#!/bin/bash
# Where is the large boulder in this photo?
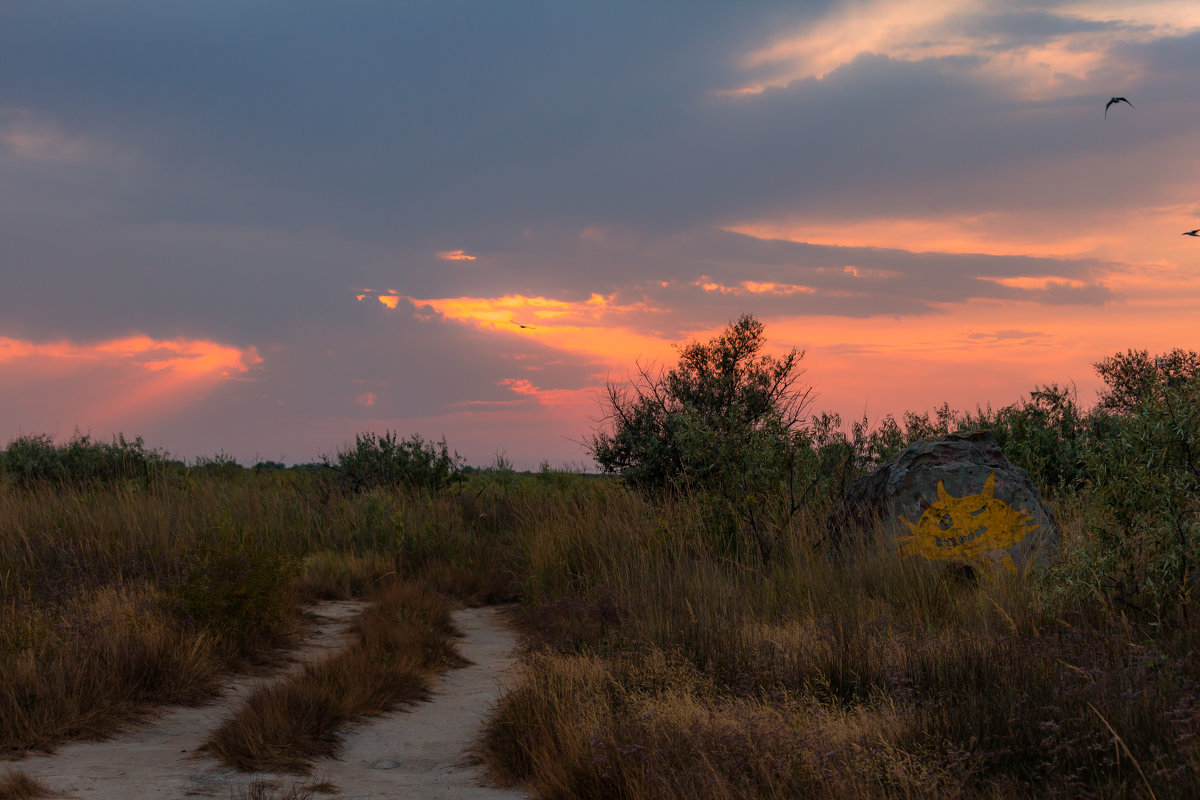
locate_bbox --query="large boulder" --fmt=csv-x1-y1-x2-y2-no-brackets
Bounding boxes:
839,430,1059,571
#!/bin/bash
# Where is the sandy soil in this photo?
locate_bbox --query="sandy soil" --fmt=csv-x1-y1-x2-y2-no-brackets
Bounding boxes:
7,602,528,800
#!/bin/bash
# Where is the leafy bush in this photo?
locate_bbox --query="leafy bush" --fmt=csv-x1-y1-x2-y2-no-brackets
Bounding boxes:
0,432,165,486
590,315,812,488
825,387,1095,499
191,452,244,480
329,431,463,492
1079,350,1200,612
590,315,815,556
1093,347,1200,414
961,384,1096,497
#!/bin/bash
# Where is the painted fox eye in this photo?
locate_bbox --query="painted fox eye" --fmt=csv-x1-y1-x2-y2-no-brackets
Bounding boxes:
938,513,954,530
970,503,989,516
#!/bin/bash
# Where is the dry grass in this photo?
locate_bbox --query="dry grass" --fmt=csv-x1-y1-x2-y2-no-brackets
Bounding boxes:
0,471,519,756
229,778,339,799
0,581,224,752
204,580,466,773
479,490,1200,799
0,477,312,754
0,770,54,800
5,462,1200,797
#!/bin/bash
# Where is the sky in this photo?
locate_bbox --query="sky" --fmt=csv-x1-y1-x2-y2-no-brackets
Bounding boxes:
2,1,1199,468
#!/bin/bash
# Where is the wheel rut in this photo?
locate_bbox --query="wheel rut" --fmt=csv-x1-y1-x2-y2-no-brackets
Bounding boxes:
7,603,527,800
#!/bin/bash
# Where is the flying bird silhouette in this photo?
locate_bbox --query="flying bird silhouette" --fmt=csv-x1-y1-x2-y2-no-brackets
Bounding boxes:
1183,229,1200,237
1104,96,1133,118
511,321,537,330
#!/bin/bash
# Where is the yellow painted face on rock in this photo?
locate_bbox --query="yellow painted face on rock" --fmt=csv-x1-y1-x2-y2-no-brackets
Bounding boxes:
896,473,1036,571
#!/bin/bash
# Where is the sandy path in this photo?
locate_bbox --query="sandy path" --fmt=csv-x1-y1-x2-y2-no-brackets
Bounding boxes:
8,603,528,800
303,606,527,800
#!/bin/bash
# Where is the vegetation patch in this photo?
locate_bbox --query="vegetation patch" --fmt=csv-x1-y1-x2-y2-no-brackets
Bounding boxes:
4,318,1200,797
204,581,465,773
0,770,54,800
230,779,339,799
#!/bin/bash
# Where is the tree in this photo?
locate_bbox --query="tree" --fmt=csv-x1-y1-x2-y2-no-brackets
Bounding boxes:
1094,348,1200,414
1084,349,1200,613
589,314,814,555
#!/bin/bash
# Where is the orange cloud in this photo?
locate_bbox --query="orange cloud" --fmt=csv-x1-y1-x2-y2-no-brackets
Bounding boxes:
980,276,1090,291
354,290,402,309
695,277,816,296
436,249,477,261
496,377,595,408
0,335,261,428
0,107,113,164
724,215,1110,258
725,204,1200,302
762,294,1200,424
0,335,260,376
720,0,1200,99
398,292,674,363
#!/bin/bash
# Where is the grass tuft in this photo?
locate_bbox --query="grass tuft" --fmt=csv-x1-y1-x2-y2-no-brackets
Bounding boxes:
229,779,339,799
0,770,54,800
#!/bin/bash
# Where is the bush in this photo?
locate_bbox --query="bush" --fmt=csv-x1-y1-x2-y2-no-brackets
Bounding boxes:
0,432,165,487
590,315,814,556
191,452,244,480
1080,350,1200,612
962,384,1096,497
329,431,463,492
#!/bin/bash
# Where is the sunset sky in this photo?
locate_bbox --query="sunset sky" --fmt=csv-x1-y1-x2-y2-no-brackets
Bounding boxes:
2,1,1199,467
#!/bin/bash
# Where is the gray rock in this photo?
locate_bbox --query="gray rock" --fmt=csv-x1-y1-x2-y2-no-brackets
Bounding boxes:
839,430,1059,571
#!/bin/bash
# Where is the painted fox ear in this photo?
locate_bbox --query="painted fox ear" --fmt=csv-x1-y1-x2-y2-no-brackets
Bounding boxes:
936,481,950,501
983,472,995,498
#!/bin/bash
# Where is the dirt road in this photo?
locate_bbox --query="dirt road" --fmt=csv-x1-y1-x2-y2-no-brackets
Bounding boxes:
8,603,527,800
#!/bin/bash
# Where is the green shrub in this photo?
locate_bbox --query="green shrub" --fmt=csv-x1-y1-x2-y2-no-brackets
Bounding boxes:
329,431,463,492
961,384,1096,497
0,432,165,487
589,314,816,556
1078,350,1200,612
191,452,244,480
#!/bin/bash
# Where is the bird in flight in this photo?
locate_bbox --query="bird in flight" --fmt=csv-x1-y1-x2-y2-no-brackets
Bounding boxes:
1183,229,1200,237
1105,97,1133,118
511,320,537,330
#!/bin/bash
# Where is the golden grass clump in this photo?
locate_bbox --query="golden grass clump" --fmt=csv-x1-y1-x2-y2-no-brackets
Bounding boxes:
0,770,54,800
0,582,221,752
230,779,339,800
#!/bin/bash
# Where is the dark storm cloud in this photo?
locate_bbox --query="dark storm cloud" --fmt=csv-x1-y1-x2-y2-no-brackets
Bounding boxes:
960,11,1109,40
0,2,813,235
8,0,1190,266
0,0,1189,425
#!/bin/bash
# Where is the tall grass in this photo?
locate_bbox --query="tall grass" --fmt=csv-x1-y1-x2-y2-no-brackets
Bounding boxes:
0,467,517,754
3,444,1198,797
479,488,1200,799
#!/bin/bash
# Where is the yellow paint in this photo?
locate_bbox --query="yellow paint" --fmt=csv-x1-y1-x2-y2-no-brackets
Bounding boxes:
896,473,1036,572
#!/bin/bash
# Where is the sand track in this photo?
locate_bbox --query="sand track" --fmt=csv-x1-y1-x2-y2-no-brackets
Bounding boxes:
6,602,526,800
